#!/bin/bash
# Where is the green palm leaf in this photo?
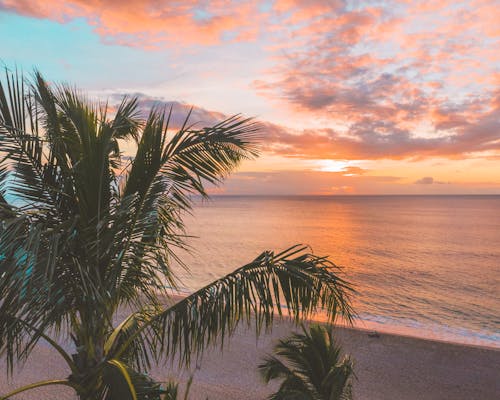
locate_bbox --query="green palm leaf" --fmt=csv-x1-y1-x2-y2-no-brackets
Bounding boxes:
259,324,355,400
105,359,138,400
113,245,353,367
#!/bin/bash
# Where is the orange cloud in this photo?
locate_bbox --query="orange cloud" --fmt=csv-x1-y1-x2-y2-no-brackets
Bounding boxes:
0,0,261,47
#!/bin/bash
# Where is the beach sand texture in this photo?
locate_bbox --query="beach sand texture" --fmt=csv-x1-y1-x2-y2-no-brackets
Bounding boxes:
1,320,499,400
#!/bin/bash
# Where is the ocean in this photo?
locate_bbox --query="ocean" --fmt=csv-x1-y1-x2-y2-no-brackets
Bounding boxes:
174,195,500,348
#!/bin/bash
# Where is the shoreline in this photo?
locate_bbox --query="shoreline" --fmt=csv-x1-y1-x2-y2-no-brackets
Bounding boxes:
166,291,500,351
347,321,500,352
2,313,499,400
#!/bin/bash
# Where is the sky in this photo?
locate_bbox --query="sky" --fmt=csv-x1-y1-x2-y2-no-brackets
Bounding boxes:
1,0,499,195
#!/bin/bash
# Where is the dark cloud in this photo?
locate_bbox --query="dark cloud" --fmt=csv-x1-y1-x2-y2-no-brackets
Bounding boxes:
109,92,226,129
414,177,448,185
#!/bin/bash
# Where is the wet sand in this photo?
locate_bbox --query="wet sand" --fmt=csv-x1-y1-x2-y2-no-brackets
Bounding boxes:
1,318,499,399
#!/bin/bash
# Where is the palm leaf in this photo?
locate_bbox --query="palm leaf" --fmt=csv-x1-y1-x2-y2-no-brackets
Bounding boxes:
0,379,79,400
259,324,354,400
104,359,138,400
0,69,54,209
114,246,354,367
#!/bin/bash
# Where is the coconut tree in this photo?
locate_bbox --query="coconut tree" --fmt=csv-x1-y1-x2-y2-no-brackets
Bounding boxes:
0,69,354,399
259,324,355,400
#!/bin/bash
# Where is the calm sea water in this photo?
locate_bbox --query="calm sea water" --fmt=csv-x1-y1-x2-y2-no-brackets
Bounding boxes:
174,195,500,348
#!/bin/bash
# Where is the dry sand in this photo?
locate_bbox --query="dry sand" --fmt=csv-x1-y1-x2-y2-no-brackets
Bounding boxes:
1,318,499,400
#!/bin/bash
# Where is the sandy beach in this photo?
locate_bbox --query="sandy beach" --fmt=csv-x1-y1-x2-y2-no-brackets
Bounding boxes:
1,318,499,400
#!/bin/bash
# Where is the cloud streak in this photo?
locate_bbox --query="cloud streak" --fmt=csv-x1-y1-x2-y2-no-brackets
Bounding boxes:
110,91,500,162
207,170,404,196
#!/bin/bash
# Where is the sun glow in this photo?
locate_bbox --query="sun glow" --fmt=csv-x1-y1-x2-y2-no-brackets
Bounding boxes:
313,160,359,173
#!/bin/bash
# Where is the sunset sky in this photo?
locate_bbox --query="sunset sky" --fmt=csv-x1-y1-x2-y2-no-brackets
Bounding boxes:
1,0,499,195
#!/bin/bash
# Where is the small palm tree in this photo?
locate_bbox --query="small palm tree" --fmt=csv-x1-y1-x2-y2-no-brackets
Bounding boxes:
259,324,355,400
0,69,353,399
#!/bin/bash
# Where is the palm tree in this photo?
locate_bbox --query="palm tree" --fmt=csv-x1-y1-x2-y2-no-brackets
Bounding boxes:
259,324,355,400
0,68,354,399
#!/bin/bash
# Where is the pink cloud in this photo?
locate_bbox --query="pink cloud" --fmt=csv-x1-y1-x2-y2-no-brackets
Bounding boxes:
253,0,499,161
257,90,500,161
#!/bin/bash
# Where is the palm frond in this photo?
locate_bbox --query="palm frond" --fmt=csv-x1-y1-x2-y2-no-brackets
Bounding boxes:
104,308,161,372
104,359,138,400
125,110,259,208
259,324,354,400
0,379,79,400
114,246,354,367
109,96,142,141
0,69,55,209
111,110,260,307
